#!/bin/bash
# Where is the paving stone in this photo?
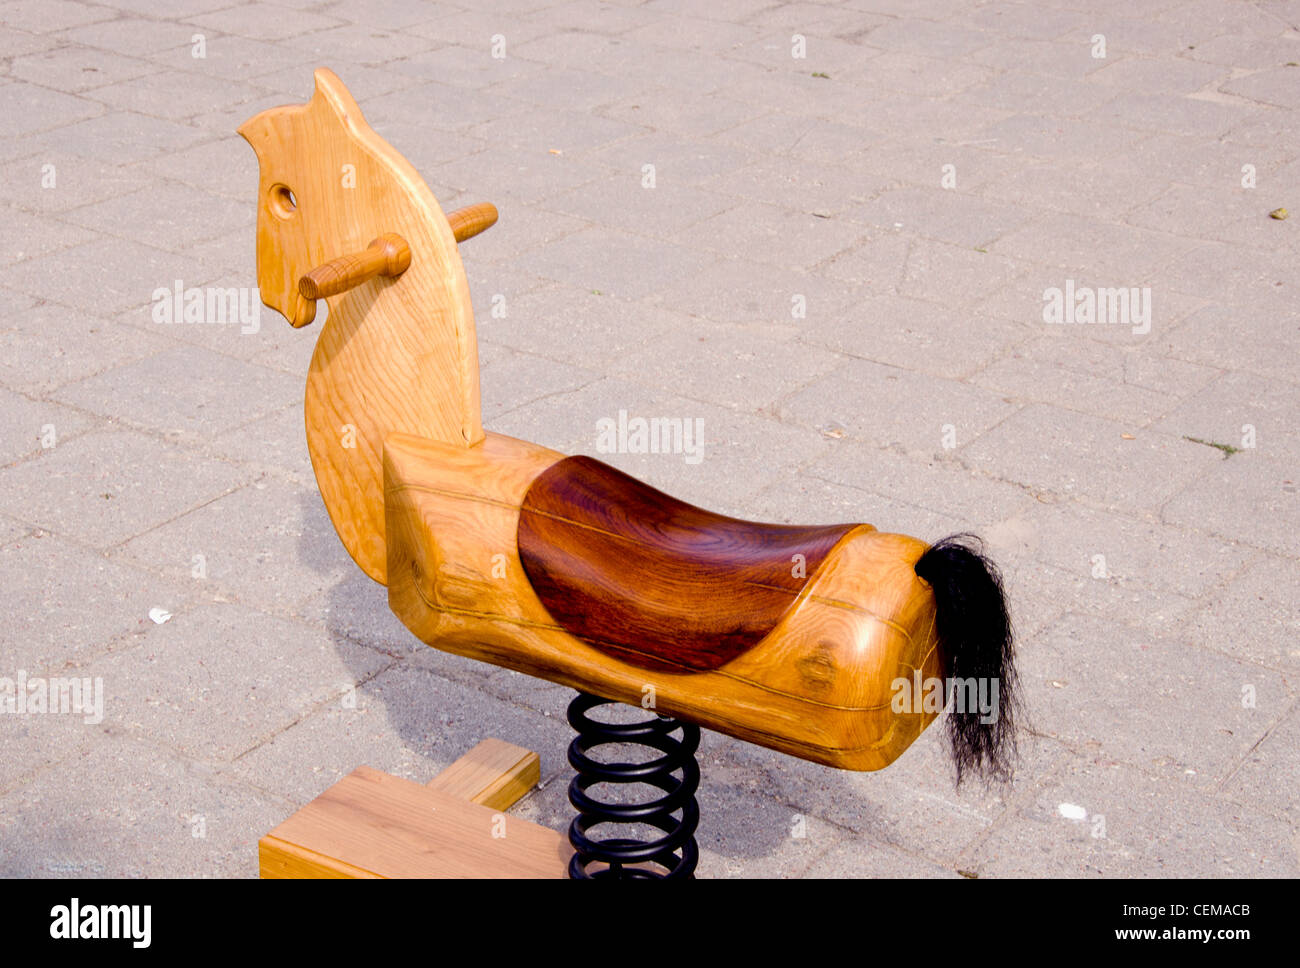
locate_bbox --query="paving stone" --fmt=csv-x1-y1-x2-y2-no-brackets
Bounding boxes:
719,717,1067,868
1185,31,1300,69
782,359,1020,456
0,204,98,266
1004,558,1202,642
135,136,256,201
1001,501,1251,598
411,10,559,51
850,186,1033,248
0,530,195,674
9,45,160,93
977,157,1170,220
88,69,265,122
230,663,572,807
52,344,301,446
972,261,1208,341
971,345,1188,425
968,755,1299,876
861,17,993,57
713,111,884,163
313,0,460,30
1163,453,1300,557
622,15,759,53
144,33,319,81
0,735,292,877
1219,702,1300,823
0,0,114,33
0,386,96,464
480,346,598,422
603,89,770,141
0,428,249,549
476,284,687,368
514,226,720,300
958,2,1089,39
57,16,201,57
115,477,356,616
23,111,210,164
0,25,58,60
991,212,1195,278
1018,612,1290,790
279,22,441,65
799,290,1027,380
960,403,1221,511
969,37,1110,78
1183,552,1300,674
544,171,738,238
898,236,1029,303
204,399,312,485
745,474,964,538
1154,370,1300,466
678,200,864,270
835,48,993,96
59,179,249,249
79,602,392,762
960,70,1120,116
256,60,421,103
1088,90,1264,138
803,437,1039,526
607,320,844,412
969,112,1147,159
0,150,152,214
185,2,346,42
1085,55,1230,94
0,80,102,137
0,701,96,795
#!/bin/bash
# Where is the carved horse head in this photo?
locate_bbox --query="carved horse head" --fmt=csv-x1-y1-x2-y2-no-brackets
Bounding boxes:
239,68,485,583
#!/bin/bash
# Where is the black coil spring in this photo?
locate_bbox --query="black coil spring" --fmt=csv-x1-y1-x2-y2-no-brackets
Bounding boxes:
566,692,700,879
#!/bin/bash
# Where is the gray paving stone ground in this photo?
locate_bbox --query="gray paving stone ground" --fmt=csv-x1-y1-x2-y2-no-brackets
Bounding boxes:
1,0,1297,879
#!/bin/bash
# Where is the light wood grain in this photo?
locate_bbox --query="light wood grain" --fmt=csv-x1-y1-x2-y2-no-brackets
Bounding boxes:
384,431,944,771
239,68,483,584
447,202,498,243
426,738,540,811
260,766,569,879
299,233,411,303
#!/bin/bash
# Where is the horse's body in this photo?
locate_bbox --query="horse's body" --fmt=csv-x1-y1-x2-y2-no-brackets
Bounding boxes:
240,69,1018,781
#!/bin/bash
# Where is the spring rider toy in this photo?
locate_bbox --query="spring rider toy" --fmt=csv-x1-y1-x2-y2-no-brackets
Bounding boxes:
240,69,1018,878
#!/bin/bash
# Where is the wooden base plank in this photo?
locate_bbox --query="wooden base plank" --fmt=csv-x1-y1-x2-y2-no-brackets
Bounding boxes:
259,764,570,878
425,738,541,810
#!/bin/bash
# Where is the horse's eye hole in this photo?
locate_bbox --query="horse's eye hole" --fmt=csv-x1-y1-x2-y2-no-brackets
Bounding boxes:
270,183,297,218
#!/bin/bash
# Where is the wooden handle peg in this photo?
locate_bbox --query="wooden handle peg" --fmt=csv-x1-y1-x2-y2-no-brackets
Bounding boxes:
447,203,498,243
299,233,411,302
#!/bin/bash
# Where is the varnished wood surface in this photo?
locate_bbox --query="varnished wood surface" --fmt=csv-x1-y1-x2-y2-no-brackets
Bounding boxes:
517,456,855,672
385,431,944,771
239,68,483,584
447,202,498,243
298,232,411,303
425,738,540,811
259,766,569,878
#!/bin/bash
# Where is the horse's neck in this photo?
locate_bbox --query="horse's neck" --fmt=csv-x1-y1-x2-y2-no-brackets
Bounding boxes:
305,253,483,585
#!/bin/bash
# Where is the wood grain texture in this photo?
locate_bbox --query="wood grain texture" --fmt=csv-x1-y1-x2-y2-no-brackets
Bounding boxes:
259,766,569,879
239,68,483,585
518,456,855,672
385,431,945,771
425,738,540,811
447,202,498,243
298,232,411,302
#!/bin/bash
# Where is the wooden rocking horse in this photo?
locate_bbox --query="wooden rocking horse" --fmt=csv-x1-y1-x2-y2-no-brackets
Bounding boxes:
240,69,1018,878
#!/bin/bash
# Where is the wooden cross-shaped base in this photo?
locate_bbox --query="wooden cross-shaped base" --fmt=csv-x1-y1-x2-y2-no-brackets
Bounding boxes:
259,739,572,878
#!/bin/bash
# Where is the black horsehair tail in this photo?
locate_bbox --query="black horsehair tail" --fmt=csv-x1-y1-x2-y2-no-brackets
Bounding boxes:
913,533,1020,786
